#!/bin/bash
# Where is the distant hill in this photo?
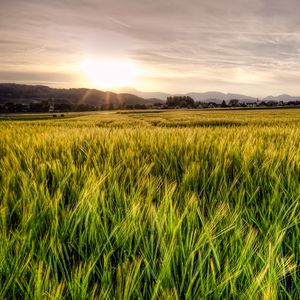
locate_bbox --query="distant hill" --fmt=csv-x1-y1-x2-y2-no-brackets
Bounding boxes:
263,94,300,102
1,84,299,106
183,92,257,103
116,87,170,101
0,84,163,107
119,87,300,103
118,88,257,103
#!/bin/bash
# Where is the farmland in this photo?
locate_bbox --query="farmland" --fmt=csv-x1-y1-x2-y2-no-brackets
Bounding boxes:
0,109,300,299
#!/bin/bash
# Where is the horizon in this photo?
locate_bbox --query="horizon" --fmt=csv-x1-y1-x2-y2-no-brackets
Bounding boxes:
1,0,300,97
2,82,300,100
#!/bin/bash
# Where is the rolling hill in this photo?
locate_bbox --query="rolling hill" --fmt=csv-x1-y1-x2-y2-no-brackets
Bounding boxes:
119,88,258,103
0,84,163,107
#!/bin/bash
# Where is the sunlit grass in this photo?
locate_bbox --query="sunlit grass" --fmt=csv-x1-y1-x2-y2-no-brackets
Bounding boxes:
0,109,300,299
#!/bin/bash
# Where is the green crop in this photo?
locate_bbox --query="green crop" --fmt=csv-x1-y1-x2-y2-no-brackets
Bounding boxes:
0,109,299,299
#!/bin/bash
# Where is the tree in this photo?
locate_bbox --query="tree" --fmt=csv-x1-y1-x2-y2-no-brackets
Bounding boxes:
228,99,239,107
134,104,147,109
221,100,227,108
166,96,195,108
5,102,15,113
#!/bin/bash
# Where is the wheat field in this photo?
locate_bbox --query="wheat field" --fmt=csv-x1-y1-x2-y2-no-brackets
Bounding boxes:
0,109,300,299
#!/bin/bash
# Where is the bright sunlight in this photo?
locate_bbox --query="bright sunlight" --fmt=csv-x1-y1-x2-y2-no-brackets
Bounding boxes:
80,58,139,89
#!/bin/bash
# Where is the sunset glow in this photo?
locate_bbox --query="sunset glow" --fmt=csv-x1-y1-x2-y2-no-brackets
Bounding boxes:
1,0,300,96
80,58,139,89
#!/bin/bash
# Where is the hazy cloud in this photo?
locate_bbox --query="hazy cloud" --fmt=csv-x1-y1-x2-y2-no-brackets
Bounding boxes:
1,0,300,95
0,70,79,86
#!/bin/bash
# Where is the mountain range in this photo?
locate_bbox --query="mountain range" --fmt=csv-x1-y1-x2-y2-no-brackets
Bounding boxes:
1,84,299,106
118,88,300,103
0,84,163,107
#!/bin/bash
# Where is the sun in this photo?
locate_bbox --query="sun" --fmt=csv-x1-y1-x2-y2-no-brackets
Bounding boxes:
80,58,139,89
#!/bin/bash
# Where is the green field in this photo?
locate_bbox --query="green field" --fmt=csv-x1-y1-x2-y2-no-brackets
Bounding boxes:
1,109,300,299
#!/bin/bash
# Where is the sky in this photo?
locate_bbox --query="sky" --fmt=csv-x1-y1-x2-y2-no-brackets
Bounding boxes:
1,0,300,96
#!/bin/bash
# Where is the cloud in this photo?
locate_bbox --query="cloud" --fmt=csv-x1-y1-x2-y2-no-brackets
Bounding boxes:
1,0,300,95
0,70,78,84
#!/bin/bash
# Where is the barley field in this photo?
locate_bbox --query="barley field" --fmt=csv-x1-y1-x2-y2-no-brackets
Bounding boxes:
0,109,300,299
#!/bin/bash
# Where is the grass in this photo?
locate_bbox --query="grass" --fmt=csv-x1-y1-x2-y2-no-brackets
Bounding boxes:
0,109,300,299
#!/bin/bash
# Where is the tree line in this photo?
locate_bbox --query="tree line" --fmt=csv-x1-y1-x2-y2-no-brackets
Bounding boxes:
1,97,300,113
0,101,99,113
0,101,153,113
166,96,195,108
